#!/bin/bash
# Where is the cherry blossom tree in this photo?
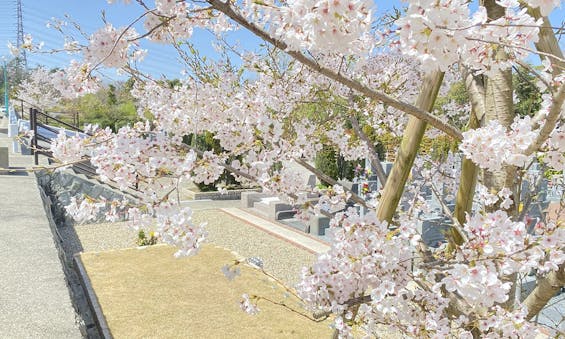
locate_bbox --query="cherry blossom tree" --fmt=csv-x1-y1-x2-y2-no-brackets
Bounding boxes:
16,67,63,112
16,0,565,337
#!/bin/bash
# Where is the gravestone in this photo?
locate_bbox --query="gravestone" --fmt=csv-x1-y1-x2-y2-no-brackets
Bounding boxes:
547,177,564,202
418,215,449,248
309,214,330,236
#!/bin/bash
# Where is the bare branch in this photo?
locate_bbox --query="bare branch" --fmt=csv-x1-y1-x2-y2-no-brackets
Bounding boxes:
348,115,388,186
293,158,368,208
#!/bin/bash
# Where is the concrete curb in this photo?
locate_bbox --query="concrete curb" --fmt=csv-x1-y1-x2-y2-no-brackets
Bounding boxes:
220,207,330,254
74,254,113,339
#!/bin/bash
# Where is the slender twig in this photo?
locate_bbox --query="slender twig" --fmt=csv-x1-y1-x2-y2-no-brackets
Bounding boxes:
429,182,468,244
515,59,552,94
254,295,329,322
465,37,565,67
88,9,157,75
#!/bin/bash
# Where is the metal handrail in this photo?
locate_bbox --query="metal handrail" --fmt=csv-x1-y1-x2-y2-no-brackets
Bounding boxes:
29,108,143,198
30,108,86,165
37,124,60,135
35,110,85,134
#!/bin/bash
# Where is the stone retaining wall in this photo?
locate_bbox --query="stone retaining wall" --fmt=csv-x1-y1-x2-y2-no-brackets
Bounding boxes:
36,169,136,227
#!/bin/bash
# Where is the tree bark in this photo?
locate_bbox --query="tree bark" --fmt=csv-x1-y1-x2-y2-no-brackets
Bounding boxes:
481,0,519,309
452,72,486,244
376,71,444,222
524,263,565,320
519,7,565,319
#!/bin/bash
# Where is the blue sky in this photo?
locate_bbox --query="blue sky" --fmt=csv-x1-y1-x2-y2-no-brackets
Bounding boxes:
0,1,563,80
0,0,233,79
0,0,405,80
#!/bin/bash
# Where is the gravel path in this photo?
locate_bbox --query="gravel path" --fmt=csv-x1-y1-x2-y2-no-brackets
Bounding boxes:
59,207,317,286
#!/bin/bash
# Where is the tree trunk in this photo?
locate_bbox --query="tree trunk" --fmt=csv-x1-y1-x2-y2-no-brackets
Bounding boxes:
481,0,518,309
520,6,565,319
527,7,565,77
376,71,444,222
452,72,486,244
452,112,480,244
480,0,517,205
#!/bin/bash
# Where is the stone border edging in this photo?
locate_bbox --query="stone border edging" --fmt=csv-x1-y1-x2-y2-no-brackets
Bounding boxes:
73,254,113,339
184,188,261,200
220,208,330,254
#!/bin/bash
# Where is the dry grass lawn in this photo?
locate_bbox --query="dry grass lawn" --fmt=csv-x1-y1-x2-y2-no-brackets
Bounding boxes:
79,244,333,338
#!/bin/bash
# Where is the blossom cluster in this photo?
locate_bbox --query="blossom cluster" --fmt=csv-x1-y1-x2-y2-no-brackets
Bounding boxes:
460,117,538,170
297,209,423,336
155,204,207,257
50,131,87,165
297,207,562,337
83,24,140,68
143,0,195,43
242,0,375,54
16,67,63,111
396,0,544,74
49,61,101,99
64,196,106,224
544,126,565,171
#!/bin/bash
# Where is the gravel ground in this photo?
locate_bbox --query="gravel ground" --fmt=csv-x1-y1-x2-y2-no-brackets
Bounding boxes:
194,209,316,286
59,208,316,286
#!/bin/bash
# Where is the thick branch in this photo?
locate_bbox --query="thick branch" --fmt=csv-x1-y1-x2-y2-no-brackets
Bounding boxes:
463,70,486,121
207,0,463,141
524,9,565,156
376,71,445,222
526,82,565,156
524,263,565,320
453,72,484,245
526,7,565,76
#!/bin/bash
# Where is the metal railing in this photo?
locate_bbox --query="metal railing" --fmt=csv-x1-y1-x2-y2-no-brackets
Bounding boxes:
29,108,143,197
30,108,87,166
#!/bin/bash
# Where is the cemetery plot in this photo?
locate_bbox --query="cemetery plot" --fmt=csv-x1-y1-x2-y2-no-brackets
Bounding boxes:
77,244,333,338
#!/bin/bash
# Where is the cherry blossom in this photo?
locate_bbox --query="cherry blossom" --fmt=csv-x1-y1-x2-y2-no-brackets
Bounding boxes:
26,0,565,336
83,24,140,68
240,294,260,315
460,117,538,170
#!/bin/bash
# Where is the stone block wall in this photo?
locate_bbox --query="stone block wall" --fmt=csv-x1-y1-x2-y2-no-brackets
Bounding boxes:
36,169,136,226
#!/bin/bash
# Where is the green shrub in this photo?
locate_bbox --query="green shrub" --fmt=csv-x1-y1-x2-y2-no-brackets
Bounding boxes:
315,146,361,184
315,146,339,185
136,230,157,246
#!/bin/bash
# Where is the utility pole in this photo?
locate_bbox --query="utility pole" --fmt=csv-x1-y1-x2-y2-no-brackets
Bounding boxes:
16,0,27,69
3,60,8,117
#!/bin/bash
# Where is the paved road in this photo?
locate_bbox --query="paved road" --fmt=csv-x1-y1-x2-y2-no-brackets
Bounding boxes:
0,116,81,338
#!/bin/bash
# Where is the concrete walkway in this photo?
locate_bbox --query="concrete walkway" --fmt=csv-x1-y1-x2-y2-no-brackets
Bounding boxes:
0,116,81,338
